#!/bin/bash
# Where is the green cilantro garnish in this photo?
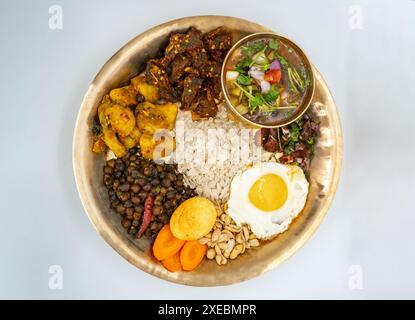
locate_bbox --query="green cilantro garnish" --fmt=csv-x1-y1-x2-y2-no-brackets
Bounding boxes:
250,94,265,110
242,41,266,56
284,141,295,155
290,122,301,140
275,53,289,69
263,88,279,103
268,39,280,50
236,57,252,70
284,122,301,154
236,74,252,86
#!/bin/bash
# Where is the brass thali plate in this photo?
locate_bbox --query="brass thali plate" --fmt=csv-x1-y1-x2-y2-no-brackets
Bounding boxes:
72,16,343,286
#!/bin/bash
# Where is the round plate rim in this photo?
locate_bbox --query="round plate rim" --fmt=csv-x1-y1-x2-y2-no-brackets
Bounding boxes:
72,15,343,286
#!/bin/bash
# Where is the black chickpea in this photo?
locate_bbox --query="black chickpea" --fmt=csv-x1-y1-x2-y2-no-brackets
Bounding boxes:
143,166,151,177
119,183,130,192
121,219,131,229
103,153,196,238
159,213,169,224
166,190,176,200
138,190,148,201
116,204,126,214
151,178,160,186
132,220,140,227
134,204,144,213
137,178,147,187
166,172,176,181
153,205,163,216
123,200,133,208
150,221,158,231
118,192,130,202
131,196,141,205
103,166,113,175
142,183,152,192
161,178,171,188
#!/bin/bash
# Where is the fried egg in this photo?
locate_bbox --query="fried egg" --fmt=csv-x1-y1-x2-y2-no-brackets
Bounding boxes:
227,162,309,239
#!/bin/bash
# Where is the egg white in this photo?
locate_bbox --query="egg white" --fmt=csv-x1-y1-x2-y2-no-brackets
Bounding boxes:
227,162,309,239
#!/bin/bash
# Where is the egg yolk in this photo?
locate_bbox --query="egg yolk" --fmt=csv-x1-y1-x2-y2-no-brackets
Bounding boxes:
248,174,288,211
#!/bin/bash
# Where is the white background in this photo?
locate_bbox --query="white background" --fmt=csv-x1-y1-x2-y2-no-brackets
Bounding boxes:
1,0,414,299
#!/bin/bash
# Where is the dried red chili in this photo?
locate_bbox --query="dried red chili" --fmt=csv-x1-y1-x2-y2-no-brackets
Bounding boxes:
137,194,154,238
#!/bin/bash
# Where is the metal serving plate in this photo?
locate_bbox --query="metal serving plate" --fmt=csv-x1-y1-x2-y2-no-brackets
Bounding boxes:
72,16,343,286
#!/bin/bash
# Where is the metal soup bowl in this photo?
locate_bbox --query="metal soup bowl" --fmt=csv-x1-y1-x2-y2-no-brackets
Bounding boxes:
221,32,315,128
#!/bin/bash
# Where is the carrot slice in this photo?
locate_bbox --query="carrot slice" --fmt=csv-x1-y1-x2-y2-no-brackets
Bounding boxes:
180,240,207,271
161,252,182,272
153,224,185,261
